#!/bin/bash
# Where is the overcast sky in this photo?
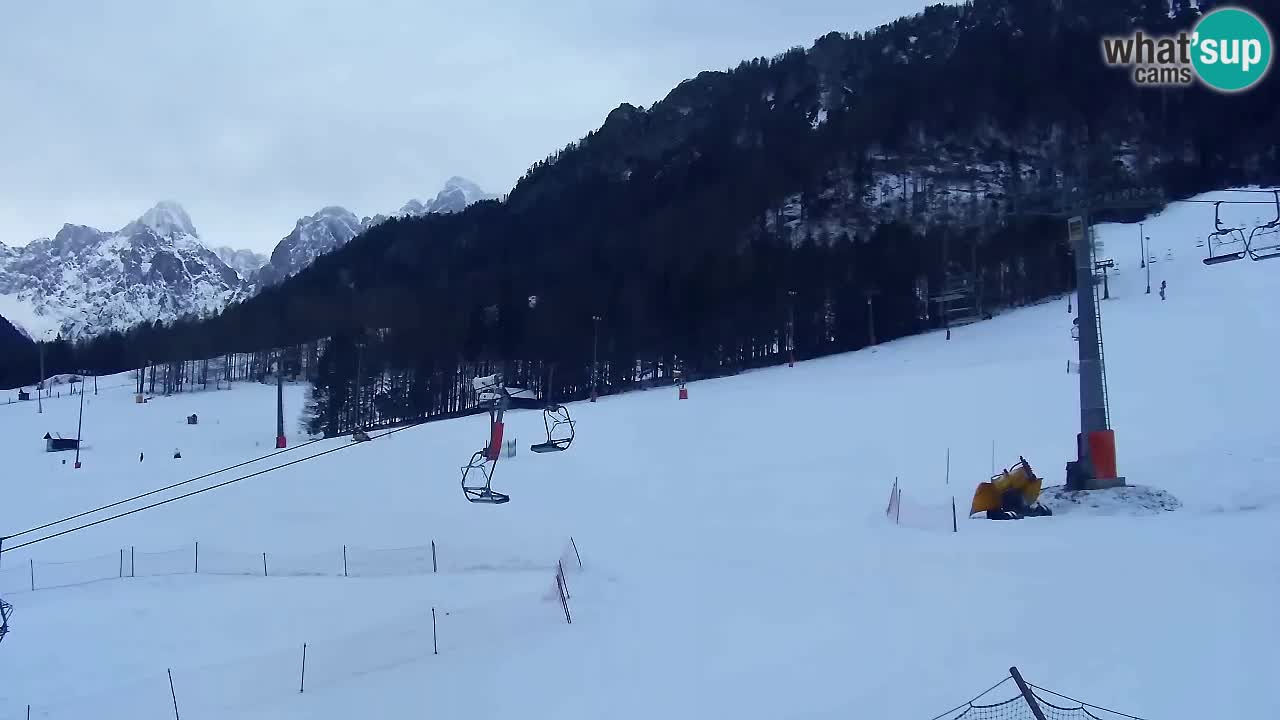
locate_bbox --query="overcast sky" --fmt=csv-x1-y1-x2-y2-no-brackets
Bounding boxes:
1,1,931,253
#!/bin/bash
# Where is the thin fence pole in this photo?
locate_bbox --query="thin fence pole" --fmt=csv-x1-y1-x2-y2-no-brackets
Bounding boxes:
570,537,583,570
131,546,135,577
945,448,950,485
1010,666,1047,720
194,541,199,573
119,548,124,577
432,607,438,655
557,568,573,624
29,559,34,591
299,643,307,693
167,669,181,720
343,545,348,577
432,540,437,573
895,483,901,526
263,552,268,577
952,497,958,533
558,560,571,599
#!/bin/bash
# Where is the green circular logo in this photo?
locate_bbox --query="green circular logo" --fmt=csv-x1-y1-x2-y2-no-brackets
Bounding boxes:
1192,7,1273,92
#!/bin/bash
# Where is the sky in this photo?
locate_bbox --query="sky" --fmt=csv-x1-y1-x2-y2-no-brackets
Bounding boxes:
0,1,934,253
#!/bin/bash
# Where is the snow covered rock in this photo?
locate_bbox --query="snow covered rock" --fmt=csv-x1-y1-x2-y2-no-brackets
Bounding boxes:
255,177,496,289
213,246,268,281
253,206,367,289
0,202,244,339
397,176,495,217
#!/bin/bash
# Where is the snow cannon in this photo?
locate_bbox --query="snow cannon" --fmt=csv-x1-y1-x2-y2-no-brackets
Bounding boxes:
970,457,1053,520
472,374,505,406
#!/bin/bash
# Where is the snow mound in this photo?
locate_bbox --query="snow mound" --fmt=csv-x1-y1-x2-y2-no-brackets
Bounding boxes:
1041,485,1182,516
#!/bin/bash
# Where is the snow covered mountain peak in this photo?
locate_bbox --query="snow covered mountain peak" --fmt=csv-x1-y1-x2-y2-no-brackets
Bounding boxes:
132,200,199,239
0,203,242,339
398,176,496,217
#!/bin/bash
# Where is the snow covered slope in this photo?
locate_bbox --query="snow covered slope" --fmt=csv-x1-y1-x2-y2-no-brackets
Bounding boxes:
0,203,244,339
0,192,1277,719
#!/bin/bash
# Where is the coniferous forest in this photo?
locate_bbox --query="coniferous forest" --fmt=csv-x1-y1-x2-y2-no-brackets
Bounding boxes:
4,0,1277,435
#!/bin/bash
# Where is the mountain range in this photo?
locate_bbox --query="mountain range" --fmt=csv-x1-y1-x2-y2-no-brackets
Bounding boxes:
0,177,494,339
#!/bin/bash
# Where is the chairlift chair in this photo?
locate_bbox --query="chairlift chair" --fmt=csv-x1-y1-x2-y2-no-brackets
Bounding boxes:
461,449,510,504
461,377,511,504
530,404,575,453
1203,201,1248,265
1247,191,1280,261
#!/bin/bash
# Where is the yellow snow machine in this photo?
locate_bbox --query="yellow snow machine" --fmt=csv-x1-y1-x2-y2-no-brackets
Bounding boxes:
970,456,1053,520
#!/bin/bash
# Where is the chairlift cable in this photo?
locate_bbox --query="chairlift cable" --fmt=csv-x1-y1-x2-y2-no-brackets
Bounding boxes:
4,435,329,541
0,423,421,555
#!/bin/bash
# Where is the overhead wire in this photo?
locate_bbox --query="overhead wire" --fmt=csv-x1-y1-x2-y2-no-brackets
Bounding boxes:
0,422,421,555
3,435,328,541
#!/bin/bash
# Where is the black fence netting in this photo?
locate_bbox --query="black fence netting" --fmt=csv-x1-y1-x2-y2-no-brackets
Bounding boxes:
931,672,1148,720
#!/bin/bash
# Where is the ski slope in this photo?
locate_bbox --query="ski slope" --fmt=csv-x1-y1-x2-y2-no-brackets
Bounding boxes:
1,192,1278,719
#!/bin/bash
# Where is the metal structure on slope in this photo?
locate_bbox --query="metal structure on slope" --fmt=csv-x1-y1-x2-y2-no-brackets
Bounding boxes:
1202,201,1248,265
530,366,575,453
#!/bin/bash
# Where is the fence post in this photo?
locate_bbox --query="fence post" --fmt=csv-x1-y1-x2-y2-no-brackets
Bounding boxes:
29,559,34,591
167,668,181,720
131,546,135,577
119,548,124,578
263,553,268,577
299,643,307,693
558,560,571,599
343,545,348,577
432,607,438,655
952,498,958,533
1009,666,1048,720
431,540,437,573
558,569,572,624
194,541,199,573
570,537,583,570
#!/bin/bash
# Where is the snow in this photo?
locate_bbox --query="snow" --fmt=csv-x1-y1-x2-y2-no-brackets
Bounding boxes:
135,201,199,239
0,292,58,340
2,191,1279,719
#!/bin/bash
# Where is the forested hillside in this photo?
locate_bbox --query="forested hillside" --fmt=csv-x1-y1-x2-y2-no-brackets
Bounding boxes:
11,0,1277,433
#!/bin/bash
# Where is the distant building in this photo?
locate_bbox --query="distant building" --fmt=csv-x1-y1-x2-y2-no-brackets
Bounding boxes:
44,433,79,452
17,390,30,401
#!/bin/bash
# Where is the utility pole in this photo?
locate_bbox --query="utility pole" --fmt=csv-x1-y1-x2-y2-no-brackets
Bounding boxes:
354,336,365,431
590,315,601,402
1144,235,1152,295
74,375,85,469
863,289,880,346
275,350,286,449
37,342,44,414
1138,222,1146,269
787,290,797,367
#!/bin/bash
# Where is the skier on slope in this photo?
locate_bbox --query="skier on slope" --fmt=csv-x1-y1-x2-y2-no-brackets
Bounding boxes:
1159,280,1167,301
